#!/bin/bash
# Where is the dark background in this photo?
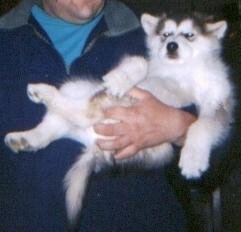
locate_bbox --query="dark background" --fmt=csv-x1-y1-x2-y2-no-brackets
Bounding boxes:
1,1,240,232
0,0,19,15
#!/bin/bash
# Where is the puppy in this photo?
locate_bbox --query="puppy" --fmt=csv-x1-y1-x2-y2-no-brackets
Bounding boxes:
4,12,234,225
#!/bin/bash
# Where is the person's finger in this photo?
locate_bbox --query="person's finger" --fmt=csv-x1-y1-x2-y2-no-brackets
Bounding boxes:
96,135,131,151
127,87,151,100
103,106,129,120
94,121,127,136
114,145,138,160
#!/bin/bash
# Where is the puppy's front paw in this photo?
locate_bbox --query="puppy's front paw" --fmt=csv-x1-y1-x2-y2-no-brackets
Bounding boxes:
103,70,132,98
178,146,209,179
4,132,36,153
27,83,57,104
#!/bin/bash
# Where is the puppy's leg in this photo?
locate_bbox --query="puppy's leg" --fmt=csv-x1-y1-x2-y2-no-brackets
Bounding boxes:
64,150,95,225
28,83,93,127
103,56,148,97
4,113,68,153
178,115,227,179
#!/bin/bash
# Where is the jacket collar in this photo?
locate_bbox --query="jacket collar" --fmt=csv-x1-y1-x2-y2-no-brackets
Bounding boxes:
0,0,140,36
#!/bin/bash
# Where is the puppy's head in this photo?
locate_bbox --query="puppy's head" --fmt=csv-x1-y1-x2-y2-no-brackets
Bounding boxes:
141,12,227,64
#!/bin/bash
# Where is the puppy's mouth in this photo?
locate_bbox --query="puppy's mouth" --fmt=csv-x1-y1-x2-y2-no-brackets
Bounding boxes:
167,53,179,59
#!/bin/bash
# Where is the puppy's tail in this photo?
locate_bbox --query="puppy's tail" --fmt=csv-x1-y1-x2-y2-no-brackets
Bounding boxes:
64,151,95,225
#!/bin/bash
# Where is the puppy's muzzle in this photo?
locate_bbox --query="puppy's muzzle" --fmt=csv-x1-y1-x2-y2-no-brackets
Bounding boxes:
166,42,178,58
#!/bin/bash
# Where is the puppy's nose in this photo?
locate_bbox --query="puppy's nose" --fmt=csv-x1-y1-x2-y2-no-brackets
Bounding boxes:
167,42,178,53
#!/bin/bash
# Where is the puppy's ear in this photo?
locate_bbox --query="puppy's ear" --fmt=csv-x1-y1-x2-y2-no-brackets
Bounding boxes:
141,13,159,35
205,20,228,39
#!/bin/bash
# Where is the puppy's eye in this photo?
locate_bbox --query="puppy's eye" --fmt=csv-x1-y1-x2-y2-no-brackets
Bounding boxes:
162,32,173,38
160,32,173,41
182,32,195,40
163,32,170,37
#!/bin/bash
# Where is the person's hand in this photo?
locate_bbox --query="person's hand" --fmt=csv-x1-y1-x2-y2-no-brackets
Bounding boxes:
94,87,196,159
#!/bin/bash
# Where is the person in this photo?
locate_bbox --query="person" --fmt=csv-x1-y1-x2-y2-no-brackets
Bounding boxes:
0,0,196,231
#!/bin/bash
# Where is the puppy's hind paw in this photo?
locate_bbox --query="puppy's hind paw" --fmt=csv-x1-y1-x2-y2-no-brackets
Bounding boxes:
4,133,35,153
27,83,57,104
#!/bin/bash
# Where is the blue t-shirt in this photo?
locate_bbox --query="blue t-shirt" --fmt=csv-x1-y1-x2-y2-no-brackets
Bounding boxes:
31,5,103,66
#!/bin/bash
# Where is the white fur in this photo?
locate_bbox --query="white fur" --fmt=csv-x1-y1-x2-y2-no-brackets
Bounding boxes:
4,13,234,225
